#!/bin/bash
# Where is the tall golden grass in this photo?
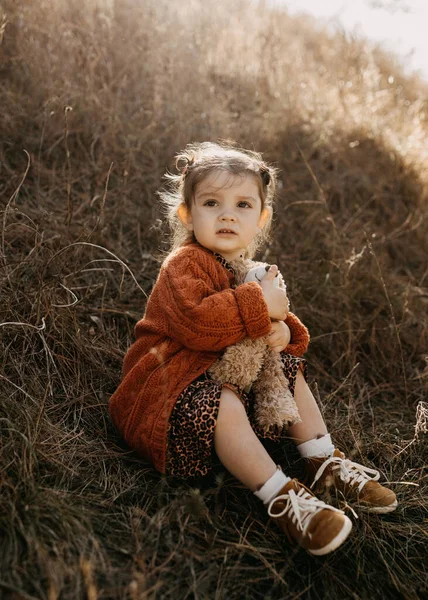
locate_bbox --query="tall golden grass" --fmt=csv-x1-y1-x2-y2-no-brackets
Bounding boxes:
0,1,427,598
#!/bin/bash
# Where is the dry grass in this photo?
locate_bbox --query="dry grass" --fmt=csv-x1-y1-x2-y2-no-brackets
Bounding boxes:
0,0,427,598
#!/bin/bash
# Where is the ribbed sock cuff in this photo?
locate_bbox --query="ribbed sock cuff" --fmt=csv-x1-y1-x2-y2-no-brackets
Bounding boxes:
253,466,291,505
296,433,335,458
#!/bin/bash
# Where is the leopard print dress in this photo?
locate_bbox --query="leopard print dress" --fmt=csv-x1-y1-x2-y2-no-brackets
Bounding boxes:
165,252,308,479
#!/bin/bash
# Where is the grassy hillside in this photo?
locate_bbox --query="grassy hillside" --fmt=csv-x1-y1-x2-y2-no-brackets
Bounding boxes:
0,0,427,598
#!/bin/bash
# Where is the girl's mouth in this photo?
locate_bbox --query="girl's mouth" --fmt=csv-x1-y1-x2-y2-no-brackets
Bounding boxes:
217,230,237,235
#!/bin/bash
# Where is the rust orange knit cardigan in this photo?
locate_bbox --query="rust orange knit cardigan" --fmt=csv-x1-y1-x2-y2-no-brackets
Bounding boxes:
109,241,309,474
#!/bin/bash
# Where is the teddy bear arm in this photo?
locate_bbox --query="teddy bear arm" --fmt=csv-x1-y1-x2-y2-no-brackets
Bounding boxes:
207,337,266,388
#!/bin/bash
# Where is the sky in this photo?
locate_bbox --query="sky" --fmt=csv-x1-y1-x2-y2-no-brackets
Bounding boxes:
264,0,428,81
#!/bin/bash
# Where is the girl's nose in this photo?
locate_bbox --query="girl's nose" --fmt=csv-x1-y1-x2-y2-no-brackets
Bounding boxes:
220,212,236,221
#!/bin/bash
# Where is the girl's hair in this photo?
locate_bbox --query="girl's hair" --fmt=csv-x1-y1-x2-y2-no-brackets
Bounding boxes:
157,139,280,260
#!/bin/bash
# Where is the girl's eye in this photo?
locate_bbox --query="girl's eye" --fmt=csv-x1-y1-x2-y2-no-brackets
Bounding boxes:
203,200,252,208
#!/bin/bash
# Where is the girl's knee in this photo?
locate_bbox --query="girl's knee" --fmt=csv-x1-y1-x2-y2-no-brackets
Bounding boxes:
218,384,247,417
220,384,243,403
296,365,306,381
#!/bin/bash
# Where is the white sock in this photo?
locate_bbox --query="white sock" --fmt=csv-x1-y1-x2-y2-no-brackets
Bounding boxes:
297,433,335,458
253,466,291,505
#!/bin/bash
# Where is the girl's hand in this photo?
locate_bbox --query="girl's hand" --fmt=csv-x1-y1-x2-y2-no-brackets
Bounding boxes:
266,321,291,353
260,265,289,320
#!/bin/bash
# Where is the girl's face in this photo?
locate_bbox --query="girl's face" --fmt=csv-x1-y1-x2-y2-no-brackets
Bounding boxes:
178,169,270,261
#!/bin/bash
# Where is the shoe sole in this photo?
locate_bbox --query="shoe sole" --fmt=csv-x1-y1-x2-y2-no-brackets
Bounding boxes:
308,515,353,556
357,500,398,514
315,490,398,515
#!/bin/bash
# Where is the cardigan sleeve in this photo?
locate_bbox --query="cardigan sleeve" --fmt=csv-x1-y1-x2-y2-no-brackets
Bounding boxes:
156,257,271,352
283,312,310,357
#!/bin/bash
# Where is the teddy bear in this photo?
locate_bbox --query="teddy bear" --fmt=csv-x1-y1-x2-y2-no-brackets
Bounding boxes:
208,259,310,435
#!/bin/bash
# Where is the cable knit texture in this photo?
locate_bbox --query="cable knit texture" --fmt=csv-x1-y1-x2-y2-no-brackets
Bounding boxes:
109,241,273,473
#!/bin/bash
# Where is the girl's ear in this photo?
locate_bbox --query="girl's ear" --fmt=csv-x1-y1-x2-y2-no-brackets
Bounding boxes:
257,206,271,229
177,203,193,231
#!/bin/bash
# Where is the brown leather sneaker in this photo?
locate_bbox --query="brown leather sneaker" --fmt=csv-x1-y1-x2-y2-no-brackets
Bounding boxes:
267,478,352,556
303,449,398,514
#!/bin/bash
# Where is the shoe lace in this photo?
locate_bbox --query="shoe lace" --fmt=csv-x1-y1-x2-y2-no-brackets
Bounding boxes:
267,487,344,534
311,456,380,493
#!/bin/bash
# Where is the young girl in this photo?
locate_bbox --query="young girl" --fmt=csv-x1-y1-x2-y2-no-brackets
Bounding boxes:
109,140,397,556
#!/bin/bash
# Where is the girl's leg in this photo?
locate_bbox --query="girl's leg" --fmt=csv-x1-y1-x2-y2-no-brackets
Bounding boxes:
213,386,278,492
288,367,397,512
286,367,329,446
214,384,353,555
